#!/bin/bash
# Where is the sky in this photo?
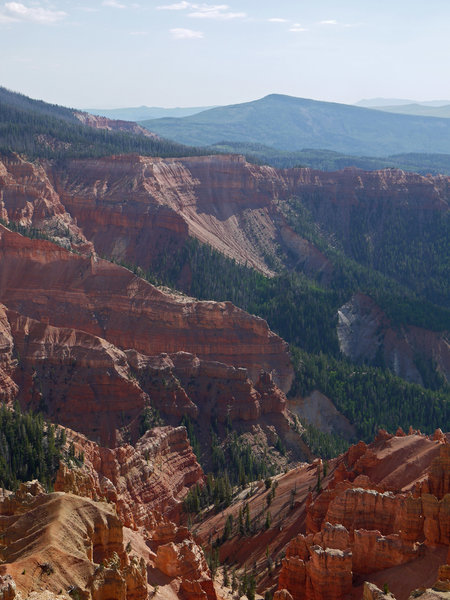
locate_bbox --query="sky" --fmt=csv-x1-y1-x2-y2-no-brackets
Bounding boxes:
1,0,450,109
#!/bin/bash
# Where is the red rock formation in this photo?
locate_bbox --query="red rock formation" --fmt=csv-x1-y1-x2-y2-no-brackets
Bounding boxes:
155,539,216,598
55,425,204,527
352,529,424,573
0,225,293,391
47,154,449,277
306,545,352,600
325,487,398,535
4,153,448,290
0,154,92,253
0,482,147,600
277,433,449,600
2,153,449,387
0,306,18,404
0,297,293,449
421,443,450,499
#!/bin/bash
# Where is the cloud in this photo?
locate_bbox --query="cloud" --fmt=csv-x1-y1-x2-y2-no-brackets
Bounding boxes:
289,22,307,32
267,17,288,23
0,2,67,23
157,2,245,19
189,6,245,19
102,0,126,8
157,1,190,9
170,27,203,38
319,19,338,25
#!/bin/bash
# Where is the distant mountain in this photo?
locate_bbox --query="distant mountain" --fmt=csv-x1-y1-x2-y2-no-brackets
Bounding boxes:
208,142,450,175
140,93,450,157
83,105,217,122
370,103,450,119
356,98,450,108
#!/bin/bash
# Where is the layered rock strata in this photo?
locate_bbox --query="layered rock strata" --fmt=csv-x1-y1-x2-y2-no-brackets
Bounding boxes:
0,295,293,448
0,225,293,392
0,481,147,600
278,431,450,600
55,425,204,526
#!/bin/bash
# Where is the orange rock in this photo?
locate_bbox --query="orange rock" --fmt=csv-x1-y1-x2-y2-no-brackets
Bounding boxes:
396,494,424,542
0,225,293,392
352,529,423,573
305,545,352,600
432,429,446,442
155,538,217,600
347,441,368,467
424,443,450,499
0,488,142,599
313,522,350,552
325,487,399,535
278,556,307,600
55,425,204,527
375,430,393,443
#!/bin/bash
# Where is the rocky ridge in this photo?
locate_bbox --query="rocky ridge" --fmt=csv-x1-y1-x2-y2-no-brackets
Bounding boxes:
0,479,217,600
1,152,448,386
191,430,448,600
0,225,293,394
278,431,450,600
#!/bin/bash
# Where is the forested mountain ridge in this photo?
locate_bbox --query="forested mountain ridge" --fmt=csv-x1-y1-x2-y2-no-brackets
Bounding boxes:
0,85,215,159
208,142,450,174
140,93,450,156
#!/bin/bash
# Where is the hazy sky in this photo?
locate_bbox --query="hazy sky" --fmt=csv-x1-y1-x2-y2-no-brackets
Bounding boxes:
1,0,450,109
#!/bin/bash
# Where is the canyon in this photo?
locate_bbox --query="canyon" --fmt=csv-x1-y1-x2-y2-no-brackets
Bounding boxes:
0,425,448,600
1,152,448,387
1,153,448,282
0,131,448,600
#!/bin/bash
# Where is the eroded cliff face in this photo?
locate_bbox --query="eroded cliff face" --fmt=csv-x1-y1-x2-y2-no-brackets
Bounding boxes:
277,432,450,600
1,153,448,388
0,481,148,600
0,225,293,393
54,425,204,526
0,478,217,600
4,153,448,286
337,293,450,384
0,154,92,253
0,298,294,451
187,430,448,600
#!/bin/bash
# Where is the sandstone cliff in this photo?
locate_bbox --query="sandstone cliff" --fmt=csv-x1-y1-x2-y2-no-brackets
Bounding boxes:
277,431,450,600
0,292,295,453
55,425,204,527
3,153,448,286
0,225,293,393
0,481,147,600
0,480,217,600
